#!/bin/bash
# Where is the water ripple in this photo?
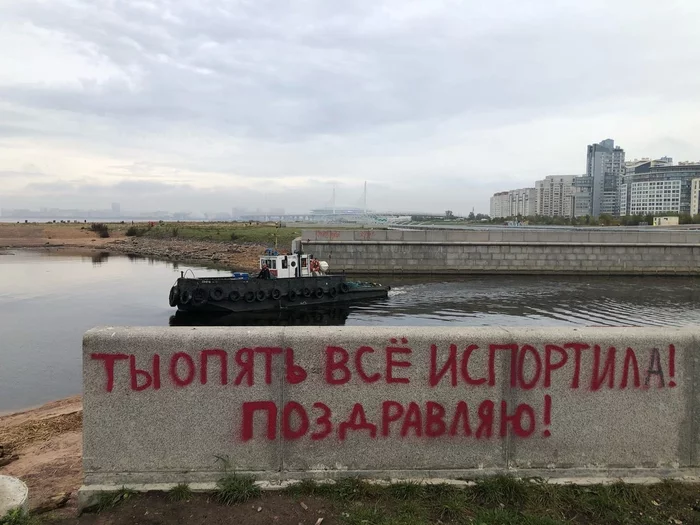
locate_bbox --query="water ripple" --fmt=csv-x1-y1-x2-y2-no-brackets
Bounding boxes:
347,275,700,327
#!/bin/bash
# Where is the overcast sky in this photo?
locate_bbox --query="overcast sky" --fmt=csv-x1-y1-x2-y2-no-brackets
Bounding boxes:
1,0,699,216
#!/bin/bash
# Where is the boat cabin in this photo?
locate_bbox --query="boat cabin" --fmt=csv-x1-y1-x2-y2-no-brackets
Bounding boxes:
258,249,317,278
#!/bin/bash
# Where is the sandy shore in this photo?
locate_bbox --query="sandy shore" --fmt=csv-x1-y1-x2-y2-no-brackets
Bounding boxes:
0,397,82,517
0,222,265,272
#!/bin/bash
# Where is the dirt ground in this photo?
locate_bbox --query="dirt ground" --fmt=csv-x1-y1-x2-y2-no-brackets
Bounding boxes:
0,223,263,272
48,493,338,525
0,397,83,517
0,223,122,247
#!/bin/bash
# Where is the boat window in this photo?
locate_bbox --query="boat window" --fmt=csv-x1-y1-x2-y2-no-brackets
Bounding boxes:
301,258,307,267
291,261,296,267
270,259,277,269
282,258,288,269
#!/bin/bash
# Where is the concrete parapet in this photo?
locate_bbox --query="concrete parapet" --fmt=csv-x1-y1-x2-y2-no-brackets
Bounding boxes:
82,326,700,500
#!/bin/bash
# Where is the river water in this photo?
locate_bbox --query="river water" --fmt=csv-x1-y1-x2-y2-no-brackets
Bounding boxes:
1,249,700,412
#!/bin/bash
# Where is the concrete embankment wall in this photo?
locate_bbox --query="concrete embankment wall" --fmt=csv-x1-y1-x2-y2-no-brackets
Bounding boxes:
301,228,700,274
83,326,699,492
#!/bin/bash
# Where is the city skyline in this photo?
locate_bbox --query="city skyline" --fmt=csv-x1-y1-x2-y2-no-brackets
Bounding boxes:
490,138,700,219
1,1,700,216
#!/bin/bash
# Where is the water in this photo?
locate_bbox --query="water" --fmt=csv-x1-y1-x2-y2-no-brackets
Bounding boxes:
1,249,700,412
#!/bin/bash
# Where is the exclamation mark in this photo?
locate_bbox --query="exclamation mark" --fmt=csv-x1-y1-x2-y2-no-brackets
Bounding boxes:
668,344,676,388
543,395,552,437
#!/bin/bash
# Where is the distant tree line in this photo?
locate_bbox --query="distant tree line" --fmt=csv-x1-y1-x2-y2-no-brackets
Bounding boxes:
491,212,700,227
411,211,700,226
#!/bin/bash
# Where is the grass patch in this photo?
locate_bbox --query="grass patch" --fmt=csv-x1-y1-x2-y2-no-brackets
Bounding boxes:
386,481,424,501
89,222,110,238
137,222,302,247
341,504,390,525
284,478,382,502
54,476,700,524
284,476,700,525
125,225,147,237
472,475,528,507
214,474,261,505
473,508,561,525
0,508,36,525
168,483,193,502
92,487,137,512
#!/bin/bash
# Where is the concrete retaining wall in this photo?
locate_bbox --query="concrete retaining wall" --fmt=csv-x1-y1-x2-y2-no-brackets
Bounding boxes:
300,229,700,274
82,326,700,493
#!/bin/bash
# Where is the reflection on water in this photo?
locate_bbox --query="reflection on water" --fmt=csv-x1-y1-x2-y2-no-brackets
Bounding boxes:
2,249,700,411
170,306,351,326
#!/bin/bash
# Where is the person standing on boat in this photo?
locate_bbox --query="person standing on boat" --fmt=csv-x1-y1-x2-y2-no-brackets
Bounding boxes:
257,264,271,279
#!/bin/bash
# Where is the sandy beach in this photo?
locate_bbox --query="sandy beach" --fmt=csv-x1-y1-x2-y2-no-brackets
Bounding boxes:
0,397,82,517
0,222,267,272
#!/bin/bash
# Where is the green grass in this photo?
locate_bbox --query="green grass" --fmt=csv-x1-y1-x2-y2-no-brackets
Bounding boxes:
213,474,261,505
282,477,700,525
131,222,302,247
0,508,37,525
472,474,528,507
35,475,700,524
168,483,193,502
90,487,137,513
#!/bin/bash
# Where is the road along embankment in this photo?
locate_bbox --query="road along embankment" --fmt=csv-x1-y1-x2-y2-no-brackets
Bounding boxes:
81,325,699,504
300,228,700,275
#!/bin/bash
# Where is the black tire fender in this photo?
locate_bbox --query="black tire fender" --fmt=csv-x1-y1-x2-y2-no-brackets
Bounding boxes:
229,290,241,302
271,288,282,300
315,287,324,298
193,288,208,305
339,282,349,293
328,286,337,298
288,289,297,301
256,290,267,301
180,289,191,304
244,291,255,303
302,287,312,298
211,287,225,301
169,286,179,307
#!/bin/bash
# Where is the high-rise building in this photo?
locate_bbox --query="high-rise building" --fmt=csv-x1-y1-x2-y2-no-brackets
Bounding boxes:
620,157,674,215
691,178,700,216
620,163,700,216
490,192,509,219
585,139,625,217
535,175,578,217
571,176,593,218
489,188,536,218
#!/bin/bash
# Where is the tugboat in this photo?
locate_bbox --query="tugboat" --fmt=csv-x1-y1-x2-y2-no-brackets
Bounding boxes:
168,239,390,314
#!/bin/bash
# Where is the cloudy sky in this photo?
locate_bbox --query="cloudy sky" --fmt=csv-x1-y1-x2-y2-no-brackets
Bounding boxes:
1,0,699,216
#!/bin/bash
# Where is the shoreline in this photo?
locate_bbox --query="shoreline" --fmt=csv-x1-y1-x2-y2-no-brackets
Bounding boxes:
1,235,267,273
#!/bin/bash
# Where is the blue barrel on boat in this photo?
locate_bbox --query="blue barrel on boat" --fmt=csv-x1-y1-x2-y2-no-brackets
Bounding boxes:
232,272,249,280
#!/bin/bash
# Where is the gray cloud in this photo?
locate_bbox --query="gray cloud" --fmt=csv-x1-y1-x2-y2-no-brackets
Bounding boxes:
0,0,699,214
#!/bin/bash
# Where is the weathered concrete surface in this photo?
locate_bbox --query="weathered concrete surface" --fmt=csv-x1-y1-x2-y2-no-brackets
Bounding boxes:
301,229,700,274
0,475,28,515
82,326,700,498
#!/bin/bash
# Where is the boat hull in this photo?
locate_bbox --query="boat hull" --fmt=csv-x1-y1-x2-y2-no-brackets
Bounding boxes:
170,275,389,313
